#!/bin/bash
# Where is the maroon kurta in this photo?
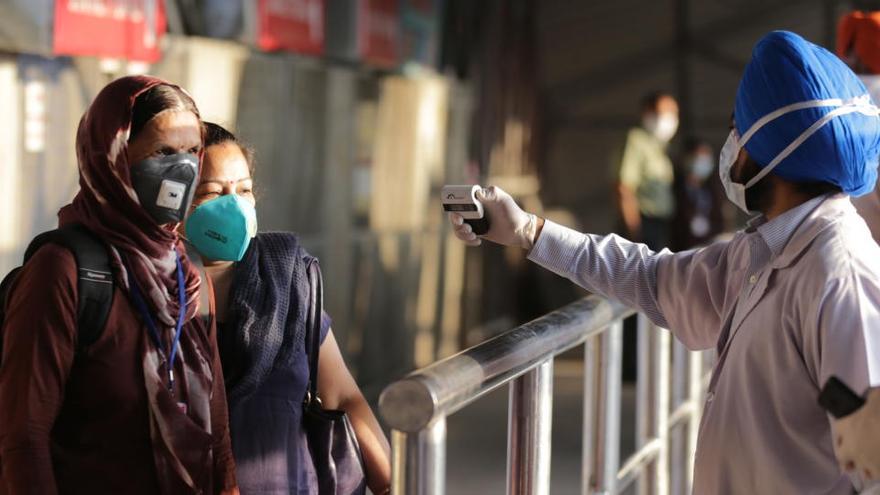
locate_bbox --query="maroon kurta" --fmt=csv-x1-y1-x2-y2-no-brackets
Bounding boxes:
0,244,236,494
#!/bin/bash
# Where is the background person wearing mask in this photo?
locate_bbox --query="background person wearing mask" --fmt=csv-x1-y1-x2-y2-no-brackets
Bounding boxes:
613,91,679,381
838,10,880,244
450,31,880,493
0,77,238,494
671,137,727,250
614,91,679,250
183,123,391,494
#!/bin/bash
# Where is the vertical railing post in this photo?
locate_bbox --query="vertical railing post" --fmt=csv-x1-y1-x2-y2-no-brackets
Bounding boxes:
581,337,600,495
637,314,671,495
636,315,651,495
590,320,623,494
686,350,704,493
652,326,671,495
670,340,688,495
507,358,554,495
391,417,447,495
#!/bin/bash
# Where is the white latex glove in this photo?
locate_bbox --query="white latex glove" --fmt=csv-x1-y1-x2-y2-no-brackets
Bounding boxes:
448,186,537,249
835,387,880,480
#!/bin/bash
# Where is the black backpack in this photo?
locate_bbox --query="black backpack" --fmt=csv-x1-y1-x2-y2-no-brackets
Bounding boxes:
0,224,210,362
0,224,114,359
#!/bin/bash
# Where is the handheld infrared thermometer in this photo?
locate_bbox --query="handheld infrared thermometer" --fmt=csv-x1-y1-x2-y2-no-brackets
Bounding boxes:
442,185,490,235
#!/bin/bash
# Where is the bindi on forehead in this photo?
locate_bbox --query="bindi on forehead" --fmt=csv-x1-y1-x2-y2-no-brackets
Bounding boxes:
199,177,251,186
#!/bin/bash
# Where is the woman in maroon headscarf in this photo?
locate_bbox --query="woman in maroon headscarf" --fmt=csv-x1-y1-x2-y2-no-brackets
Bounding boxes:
0,76,238,494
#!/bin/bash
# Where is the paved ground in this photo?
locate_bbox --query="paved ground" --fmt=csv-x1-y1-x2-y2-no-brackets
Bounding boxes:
445,362,638,495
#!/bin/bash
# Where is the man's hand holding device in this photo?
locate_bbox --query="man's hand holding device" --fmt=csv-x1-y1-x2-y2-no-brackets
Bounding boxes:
442,185,540,250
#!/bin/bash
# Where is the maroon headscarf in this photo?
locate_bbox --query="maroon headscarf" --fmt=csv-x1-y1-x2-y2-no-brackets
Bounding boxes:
59,75,201,325
61,76,219,493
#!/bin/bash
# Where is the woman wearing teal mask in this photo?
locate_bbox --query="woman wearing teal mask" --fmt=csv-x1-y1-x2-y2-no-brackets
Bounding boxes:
183,123,391,495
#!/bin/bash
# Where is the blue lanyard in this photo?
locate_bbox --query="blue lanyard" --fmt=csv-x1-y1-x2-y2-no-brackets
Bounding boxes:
125,250,187,393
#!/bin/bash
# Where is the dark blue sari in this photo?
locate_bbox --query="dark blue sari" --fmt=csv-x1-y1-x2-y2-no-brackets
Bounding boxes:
217,233,330,494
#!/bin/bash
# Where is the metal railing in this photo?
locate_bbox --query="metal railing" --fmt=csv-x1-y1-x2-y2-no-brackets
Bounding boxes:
379,295,710,495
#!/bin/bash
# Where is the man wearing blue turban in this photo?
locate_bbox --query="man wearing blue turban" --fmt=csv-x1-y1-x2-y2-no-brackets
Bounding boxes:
449,31,880,493
725,30,880,212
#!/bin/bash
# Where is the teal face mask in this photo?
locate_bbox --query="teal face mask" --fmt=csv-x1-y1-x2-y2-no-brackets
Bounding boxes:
185,194,257,262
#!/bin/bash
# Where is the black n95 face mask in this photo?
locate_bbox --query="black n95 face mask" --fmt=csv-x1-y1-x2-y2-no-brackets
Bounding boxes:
129,153,199,225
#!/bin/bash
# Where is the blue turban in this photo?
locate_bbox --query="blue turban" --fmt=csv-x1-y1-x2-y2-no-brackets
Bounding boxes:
735,30,880,196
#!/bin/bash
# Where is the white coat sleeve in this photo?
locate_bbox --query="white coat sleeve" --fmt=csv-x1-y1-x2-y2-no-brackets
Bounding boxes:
528,220,732,350
654,239,735,350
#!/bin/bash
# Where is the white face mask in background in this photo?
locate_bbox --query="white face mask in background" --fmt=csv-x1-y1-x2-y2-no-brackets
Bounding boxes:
689,154,715,180
718,95,879,214
643,113,679,143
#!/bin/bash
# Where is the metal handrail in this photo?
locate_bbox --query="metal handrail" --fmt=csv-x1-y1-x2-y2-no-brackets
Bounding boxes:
380,294,708,495
380,296,632,432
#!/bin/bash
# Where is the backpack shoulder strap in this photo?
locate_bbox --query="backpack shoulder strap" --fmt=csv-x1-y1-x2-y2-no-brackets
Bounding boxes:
0,267,22,316
24,224,114,349
0,266,23,361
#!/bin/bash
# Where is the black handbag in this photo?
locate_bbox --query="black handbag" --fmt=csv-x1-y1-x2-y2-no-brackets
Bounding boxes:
303,260,368,495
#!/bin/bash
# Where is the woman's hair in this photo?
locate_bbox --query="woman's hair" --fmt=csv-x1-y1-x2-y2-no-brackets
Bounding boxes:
203,121,255,173
129,84,200,141
683,136,711,156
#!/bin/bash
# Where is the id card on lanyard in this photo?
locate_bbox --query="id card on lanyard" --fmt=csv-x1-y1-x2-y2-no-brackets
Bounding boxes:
124,250,187,402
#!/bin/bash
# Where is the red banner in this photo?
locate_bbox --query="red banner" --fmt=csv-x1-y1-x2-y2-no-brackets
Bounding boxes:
258,0,325,55
53,0,166,62
359,0,399,67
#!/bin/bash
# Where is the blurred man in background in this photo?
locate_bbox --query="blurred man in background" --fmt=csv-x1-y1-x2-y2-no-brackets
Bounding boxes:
614,91,679,381
614,91,679,250
671,137,727,250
